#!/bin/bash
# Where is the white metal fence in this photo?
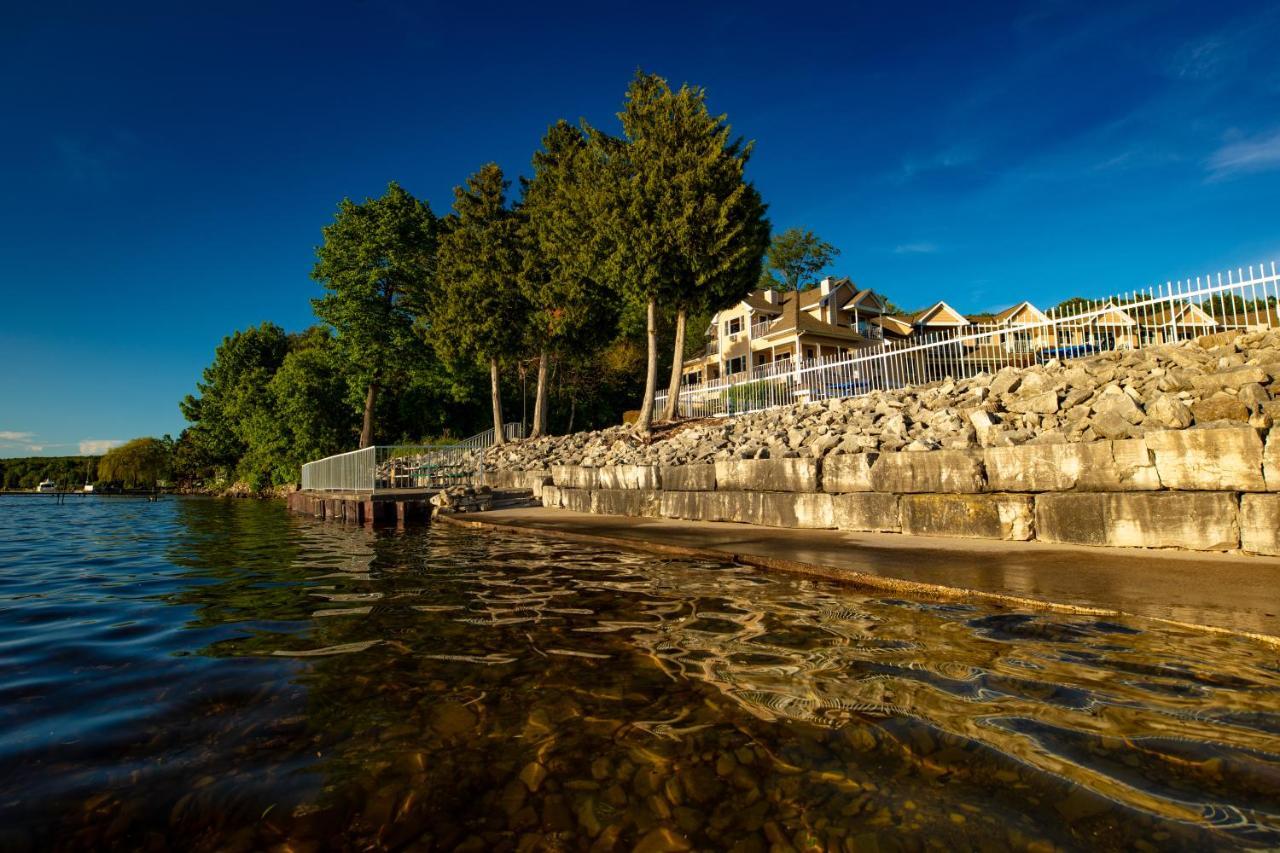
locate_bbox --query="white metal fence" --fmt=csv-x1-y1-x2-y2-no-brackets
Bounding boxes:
656,261,1280,419
300,423,525,493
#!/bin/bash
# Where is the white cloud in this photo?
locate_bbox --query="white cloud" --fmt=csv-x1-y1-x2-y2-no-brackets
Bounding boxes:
893,242,939,255
79,439,124,456
0,430,35,442
1207,129,1280,179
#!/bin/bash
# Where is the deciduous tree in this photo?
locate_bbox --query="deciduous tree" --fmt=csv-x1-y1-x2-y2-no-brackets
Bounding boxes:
99,437,171,488
178,322,290,478
760,228,839,292
312,182,437,448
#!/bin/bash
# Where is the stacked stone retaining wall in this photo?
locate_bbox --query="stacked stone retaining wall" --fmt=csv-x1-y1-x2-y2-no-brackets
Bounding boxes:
481,425,1280,556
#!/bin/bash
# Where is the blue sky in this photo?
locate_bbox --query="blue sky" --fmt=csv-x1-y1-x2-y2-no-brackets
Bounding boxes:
2,1,1279,456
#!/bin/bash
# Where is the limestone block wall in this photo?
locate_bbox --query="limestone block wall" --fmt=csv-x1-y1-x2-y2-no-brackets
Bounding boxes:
531,426,1280,556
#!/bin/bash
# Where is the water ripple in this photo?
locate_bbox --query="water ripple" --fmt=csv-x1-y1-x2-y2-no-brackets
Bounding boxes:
0,495,1277,850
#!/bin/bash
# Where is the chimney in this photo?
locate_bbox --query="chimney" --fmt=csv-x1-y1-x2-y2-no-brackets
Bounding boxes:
819,277,833,297
764,289,778,304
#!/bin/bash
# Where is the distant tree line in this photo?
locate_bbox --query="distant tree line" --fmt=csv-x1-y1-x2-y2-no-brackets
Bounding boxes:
0,456,98,491
1,437,173,491
175,71,858,490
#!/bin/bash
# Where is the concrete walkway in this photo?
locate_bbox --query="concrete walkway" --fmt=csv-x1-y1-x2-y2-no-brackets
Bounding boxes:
438,507,1280,643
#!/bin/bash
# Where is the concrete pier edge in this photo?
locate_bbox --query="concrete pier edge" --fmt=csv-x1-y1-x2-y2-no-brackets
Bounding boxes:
436,508,1280,648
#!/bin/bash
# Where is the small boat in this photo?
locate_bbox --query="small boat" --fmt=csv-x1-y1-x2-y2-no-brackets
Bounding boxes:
83,484,94,493
37,480,57,493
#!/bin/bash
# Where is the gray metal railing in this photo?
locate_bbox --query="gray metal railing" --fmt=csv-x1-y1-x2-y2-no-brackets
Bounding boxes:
300,423,524,493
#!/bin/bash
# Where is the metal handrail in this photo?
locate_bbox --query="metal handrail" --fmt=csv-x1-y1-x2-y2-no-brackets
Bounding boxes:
300,422,525,493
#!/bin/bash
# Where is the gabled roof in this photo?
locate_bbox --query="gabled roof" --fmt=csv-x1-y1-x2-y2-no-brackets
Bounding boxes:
993,301,1049,326
871,315,914,337
758,297,877,345
1091,301,1135,327
1146,302,1217,327
911,300,969,327
839,287,888,314
743,290,784,313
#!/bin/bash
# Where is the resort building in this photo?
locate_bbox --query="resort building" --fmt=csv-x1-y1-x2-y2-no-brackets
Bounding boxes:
679,275,1245,389
680,278,888,385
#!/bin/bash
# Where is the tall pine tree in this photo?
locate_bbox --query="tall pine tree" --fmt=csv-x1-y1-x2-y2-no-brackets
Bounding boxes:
519,121,619,437
312,182,437,448
598,72,769,430
433,164,525,445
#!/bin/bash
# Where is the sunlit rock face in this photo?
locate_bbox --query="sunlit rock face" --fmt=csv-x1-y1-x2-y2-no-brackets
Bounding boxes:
484,329,1280,471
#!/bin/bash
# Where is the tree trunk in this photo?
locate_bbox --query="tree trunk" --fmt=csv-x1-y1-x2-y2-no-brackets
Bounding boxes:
490,356,506,446
531,350,549,438
634,298,658,433
359,382,377,448
663,308,687,422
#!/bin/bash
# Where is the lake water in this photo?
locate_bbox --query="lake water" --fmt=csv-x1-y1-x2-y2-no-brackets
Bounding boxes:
1,496,1278,851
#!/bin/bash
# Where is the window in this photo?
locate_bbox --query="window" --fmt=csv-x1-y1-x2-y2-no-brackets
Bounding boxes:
682,371,701,386
804,347,816,361
726,356,746,375
724,317,742,336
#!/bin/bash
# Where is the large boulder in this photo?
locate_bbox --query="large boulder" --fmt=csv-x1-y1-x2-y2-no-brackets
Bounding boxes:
1240,494,1280,555
596,465,660,490
821,453,877,493
832,493,901,532
1035,492,1239,551
591,489,661,517
984,439,1159,492
869,449,986,493
551,465,599,490
714,458,819,492
898,494,1033,540
660,464,716,491
1091,385,1145,424
1144,427,1265,491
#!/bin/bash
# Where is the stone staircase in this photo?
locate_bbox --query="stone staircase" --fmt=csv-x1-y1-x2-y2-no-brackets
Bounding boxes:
432,486,537,516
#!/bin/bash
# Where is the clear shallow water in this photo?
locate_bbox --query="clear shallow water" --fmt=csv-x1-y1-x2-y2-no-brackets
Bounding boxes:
0,497,1278,851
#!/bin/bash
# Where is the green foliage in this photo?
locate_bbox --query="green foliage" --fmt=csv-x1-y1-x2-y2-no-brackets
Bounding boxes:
600,71,770,314
176,322,491,490
760,227,840,291
0,456,98,490
312,181,438,445
234,329,356,489
519,121,618,356
175,70,781,476
432,164,527,366
723,380,786,411
99,437,171,488
178,322,291,477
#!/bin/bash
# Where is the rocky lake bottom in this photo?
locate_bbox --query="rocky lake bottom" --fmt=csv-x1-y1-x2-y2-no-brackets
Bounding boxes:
0,496,1278,851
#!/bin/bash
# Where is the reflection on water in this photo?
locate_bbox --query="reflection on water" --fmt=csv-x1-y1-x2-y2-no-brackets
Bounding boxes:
0,496,1278,851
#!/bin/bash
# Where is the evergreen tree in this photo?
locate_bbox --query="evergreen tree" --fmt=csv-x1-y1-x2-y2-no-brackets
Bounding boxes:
433,164,526,445
312,181,437,448
598,72,770,430
519,121,619,437
760,227,840,291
